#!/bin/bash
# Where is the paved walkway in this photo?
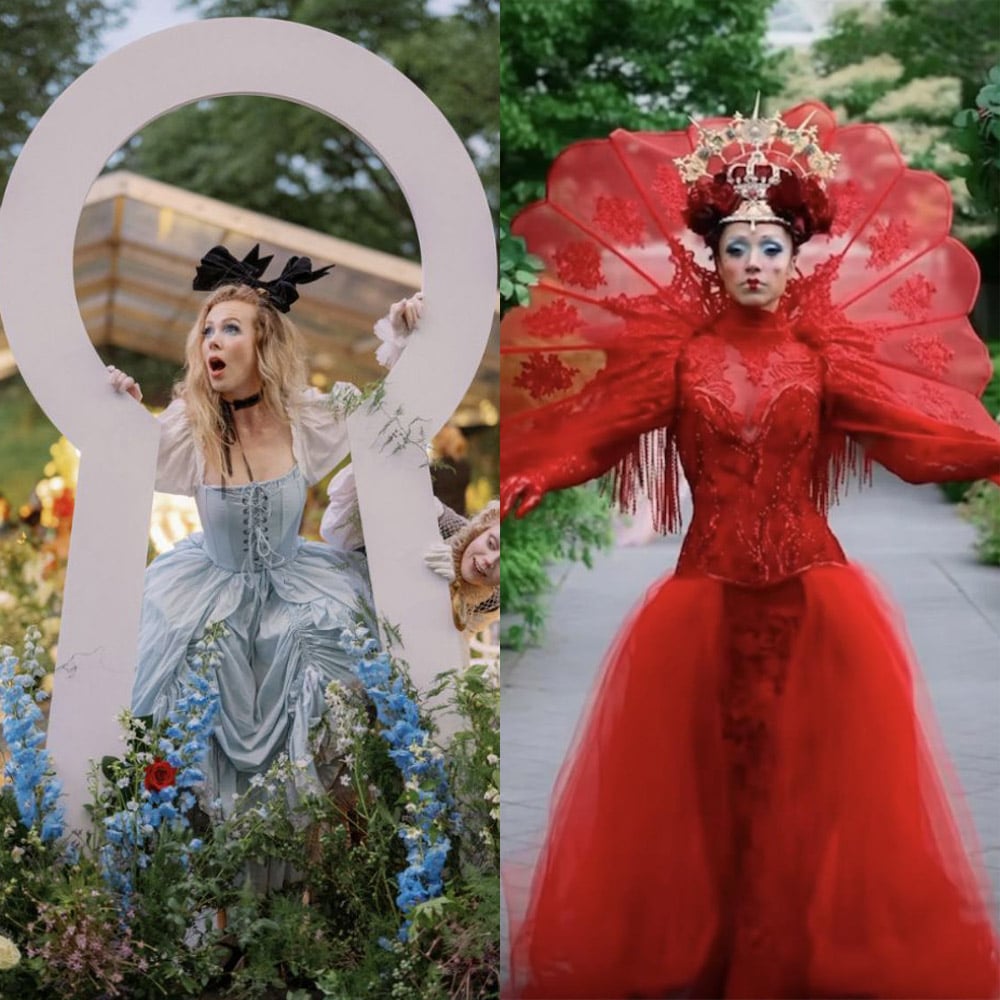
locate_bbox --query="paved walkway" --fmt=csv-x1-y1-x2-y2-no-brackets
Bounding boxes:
501,468,1000,962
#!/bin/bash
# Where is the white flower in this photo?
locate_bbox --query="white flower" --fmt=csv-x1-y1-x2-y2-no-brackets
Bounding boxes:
0,934,20,970
486,753,499,766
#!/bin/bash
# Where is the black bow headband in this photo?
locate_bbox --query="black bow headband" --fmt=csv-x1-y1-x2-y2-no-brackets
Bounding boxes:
192,244,333,313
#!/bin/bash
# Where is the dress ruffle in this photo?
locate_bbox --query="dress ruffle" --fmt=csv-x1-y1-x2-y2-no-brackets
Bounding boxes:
507,564,1000,999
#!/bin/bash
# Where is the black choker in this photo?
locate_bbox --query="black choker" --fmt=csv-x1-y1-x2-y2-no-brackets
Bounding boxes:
227,391,262,411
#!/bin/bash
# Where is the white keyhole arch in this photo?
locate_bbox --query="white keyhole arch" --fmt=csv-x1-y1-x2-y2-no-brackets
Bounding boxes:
0,18,496,828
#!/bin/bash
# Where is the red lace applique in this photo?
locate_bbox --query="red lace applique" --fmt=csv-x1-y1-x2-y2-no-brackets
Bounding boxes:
513,353,580,400
917,383,962,422
905,333,954,377
524,298,584,339
554,241,607,290
651,164,687,219
866,219,911,271
889,274,937,321
829,179,863,237
592,196,646,247
683,338,738,409
622,315,669,339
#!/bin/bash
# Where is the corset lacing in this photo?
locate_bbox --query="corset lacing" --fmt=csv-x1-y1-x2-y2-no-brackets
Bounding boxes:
240,484,287,594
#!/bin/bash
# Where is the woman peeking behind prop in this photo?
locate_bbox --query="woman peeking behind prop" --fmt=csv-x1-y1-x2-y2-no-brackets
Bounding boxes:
501,100,1000,999
321,293,500,636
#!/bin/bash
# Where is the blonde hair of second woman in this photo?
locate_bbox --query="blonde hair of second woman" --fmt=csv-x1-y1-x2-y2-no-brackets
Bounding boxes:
176,283,310,476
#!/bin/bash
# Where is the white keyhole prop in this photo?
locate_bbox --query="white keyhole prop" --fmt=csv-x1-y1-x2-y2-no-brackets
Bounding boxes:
0,18,496,830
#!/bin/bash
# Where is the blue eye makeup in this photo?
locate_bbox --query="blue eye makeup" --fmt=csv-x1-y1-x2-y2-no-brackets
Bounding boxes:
202,320,242,336
722,237,787,258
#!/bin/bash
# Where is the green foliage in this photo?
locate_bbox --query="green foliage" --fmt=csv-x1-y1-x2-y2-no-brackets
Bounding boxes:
0,0,129,196
962,481,1000,565
499,216,543,312
116,0,498,258
0,348,179,509
952,65,1000,217
501,485,613,649
0,377,59,509
500,0,781,215
814,0,1000,105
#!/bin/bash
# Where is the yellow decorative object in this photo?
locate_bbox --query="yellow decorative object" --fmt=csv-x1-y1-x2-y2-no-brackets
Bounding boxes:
466,476,493,514
43,436,80,489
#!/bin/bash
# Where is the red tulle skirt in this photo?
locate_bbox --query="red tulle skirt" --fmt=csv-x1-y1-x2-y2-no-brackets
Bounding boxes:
506,563,999,999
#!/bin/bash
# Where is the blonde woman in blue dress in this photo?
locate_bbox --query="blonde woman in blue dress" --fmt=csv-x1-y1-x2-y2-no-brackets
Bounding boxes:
107,246,405,832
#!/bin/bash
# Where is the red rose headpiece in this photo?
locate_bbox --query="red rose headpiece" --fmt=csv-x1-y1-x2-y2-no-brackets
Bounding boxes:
677,96,838,246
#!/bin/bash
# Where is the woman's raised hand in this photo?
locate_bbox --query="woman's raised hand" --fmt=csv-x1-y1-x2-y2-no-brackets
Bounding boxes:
392,291,423,334
500,474,545,520
424,540,456,582
106,364,143,402
375,291,424,369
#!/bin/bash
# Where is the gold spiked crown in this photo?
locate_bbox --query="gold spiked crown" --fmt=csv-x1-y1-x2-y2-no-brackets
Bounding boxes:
674,96,840,229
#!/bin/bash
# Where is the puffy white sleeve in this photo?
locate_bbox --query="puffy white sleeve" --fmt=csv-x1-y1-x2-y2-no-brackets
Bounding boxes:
320,465,365,550
154,399,203,496
291,385,354,486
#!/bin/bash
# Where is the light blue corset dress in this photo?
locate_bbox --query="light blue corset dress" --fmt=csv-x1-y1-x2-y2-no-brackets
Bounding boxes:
132,394,372,815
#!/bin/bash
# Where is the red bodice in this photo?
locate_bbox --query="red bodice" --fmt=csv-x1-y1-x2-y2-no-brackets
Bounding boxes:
674,307,846,585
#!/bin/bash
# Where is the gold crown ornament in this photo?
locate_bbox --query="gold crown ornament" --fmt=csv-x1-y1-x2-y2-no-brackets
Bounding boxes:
674,95,840,229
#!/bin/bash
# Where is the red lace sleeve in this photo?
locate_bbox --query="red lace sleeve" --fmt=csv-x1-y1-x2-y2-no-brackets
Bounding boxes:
824,333,1000,484
501,128,715,524
782,125,1000,487
502,297,687,520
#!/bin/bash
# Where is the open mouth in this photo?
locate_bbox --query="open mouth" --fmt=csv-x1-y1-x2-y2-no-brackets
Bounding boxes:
208,357,226,375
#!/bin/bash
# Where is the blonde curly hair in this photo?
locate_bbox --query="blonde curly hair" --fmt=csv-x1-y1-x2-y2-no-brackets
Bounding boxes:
447,501,500,633
175,284,309,475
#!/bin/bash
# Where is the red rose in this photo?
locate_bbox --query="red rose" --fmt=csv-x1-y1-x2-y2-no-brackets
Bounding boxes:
144,758,177,792
767,172,833,241
684,174,742,236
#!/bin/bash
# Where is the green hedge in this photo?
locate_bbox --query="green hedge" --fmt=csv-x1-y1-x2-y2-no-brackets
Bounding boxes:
500,485,612,651
941,343,1000,503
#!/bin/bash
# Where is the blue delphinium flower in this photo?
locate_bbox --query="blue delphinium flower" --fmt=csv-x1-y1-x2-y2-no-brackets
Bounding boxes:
341,623,453,940
100,625,223,908
0,628,65,842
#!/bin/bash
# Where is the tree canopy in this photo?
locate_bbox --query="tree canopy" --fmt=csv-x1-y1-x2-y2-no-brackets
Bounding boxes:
116,0,499,259
813,0,1000,107
0,0,129,196
501,0,780,214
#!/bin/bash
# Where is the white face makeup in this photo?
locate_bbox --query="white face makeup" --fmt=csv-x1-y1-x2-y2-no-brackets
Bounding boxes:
715,222,796,312
200,299,261,400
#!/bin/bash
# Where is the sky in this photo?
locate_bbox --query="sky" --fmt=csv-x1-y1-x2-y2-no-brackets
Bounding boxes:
98,0,463,56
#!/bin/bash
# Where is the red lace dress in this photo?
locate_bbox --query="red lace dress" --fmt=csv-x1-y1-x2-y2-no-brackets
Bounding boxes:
502,104,1000,1000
